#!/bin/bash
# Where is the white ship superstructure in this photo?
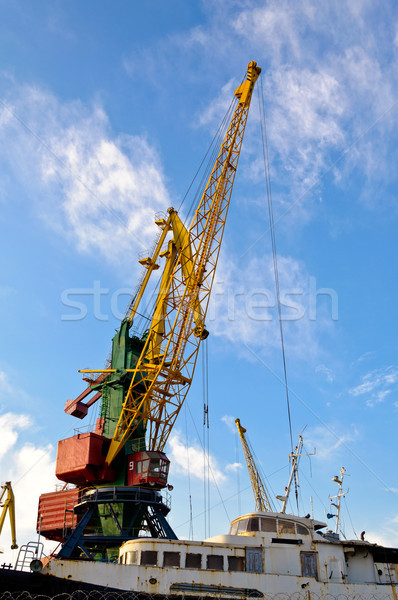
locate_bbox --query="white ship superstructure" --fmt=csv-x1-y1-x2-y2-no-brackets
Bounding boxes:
41,511,398,598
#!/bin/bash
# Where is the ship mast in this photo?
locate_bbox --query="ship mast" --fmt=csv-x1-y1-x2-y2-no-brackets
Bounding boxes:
276,435,315,514
328,466,347,534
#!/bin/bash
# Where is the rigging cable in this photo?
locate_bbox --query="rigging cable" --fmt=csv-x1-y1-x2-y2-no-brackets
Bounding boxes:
257,78,297,508
202,339,210,538
178,97,237,225
186,400,230,523
184,404,194,540
235,429,241,515
343,496,359,540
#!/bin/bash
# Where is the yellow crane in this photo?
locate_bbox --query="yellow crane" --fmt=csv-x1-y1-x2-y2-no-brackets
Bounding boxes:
43,61,262,558
80,60,262,466
0,481,18,549
235,419,274,512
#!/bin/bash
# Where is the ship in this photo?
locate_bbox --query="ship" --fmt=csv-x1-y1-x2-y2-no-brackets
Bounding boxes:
1,60,397,600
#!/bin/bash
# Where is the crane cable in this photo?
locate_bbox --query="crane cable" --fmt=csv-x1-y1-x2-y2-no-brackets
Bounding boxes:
257,79,298,507
178,96,237,225
202,339,210,538
184,404,194,540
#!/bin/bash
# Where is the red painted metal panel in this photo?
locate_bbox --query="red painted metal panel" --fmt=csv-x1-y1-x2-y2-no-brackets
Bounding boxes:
37,488,80,542
64,399,88,419
55,432,112,485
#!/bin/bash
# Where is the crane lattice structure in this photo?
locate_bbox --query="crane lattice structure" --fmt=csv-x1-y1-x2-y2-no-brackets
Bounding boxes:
0,481,17,549
235,419,274,512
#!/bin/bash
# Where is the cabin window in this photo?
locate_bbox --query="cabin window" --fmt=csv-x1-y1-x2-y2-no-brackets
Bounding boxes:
248,517,259,532
185,553,202,569
229,522,239,535
149,458,161,475
297,524,309,535
301,551,318,579
245,548,263,573
261,518,276,532
279,520,295,534
228,556,245,572
126,551,138,565
136,462,142,474
142,459,150,474
207,555,224,570
141,550,157,566
236,518,249,534
163,551,180,567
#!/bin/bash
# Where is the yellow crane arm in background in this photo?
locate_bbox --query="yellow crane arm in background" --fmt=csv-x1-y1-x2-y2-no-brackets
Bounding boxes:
0,481,18,549
235,418,274,513
104,61,261,465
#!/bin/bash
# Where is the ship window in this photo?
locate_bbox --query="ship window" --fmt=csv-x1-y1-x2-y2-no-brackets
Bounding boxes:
301,551,318,578
185,553,202,569
207,555,224,570
163,551,180,567
236,518,249,533
279,520,295,534
136,462,142,474
229,522,239,535
297,524,309,535
228,556,245,572
141,550,157,566
248,517,259,532
261,518,276,532
127,551,138,564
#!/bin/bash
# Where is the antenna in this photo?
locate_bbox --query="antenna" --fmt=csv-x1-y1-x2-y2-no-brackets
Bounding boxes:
328,467,348,534
276,434,316,514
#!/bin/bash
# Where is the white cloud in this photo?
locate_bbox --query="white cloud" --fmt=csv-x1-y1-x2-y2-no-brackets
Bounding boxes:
168,431,226,483
366,515,398,547
221,414,237,434
349,366,398,407
198,79,235,127
207,252,335,360
233,3,306,63
225,462,243,473
315,364,335,383
0,410,58,566
0,85,170,266
0,370,14,395
0,412,31,460
228,0,398,223
306,423,359,461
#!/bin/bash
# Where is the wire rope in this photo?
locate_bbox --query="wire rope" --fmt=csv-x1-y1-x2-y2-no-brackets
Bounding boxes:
186,401,230,524
257,80,294,455
177,96,237,217
343,495,359,539
184,404,194,540
257,79,298,510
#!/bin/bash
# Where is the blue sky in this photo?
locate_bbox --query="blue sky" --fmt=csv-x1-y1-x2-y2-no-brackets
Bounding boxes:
1,0,398,562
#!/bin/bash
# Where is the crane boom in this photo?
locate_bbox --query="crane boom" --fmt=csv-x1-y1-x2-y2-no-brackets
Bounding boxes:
105,61,261,465
235,418,273,512
0,481,18,549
